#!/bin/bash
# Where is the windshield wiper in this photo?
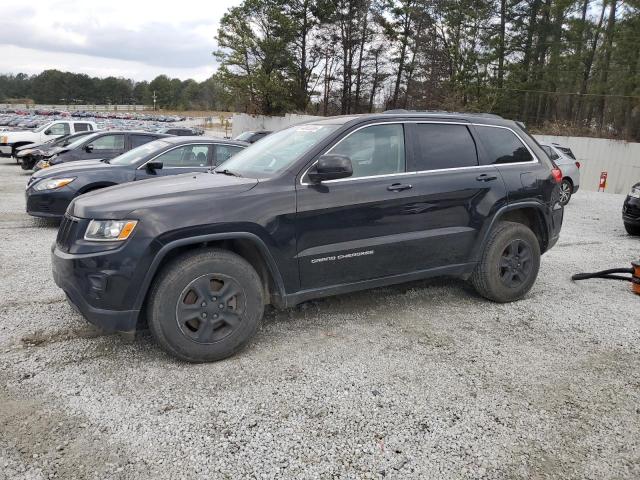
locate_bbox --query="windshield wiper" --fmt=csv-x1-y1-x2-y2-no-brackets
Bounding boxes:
215,168,242,177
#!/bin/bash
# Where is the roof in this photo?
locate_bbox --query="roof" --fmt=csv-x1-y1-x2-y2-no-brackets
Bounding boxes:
305,111,518,129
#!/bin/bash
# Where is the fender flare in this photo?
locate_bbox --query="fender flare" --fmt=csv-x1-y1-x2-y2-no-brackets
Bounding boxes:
474,201,550,260
132,232,286,311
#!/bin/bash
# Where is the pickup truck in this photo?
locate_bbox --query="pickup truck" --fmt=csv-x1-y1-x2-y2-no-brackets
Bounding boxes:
0,120,98,161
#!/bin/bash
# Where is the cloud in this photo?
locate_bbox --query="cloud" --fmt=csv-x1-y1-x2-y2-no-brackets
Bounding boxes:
0,0,241,79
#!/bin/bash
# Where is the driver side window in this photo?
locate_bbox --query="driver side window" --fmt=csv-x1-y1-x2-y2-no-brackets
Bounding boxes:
155,145,211,167
48,123,70,136
329,124,405,178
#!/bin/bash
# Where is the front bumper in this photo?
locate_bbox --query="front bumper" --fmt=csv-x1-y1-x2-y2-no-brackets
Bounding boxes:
52,243,141,332
50,216,159,333
25,185,76,218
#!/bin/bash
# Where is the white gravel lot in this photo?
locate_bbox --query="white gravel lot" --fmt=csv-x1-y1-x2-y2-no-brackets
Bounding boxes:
0,157,639,480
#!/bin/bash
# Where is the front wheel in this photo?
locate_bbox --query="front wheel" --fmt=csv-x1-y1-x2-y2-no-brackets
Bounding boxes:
471,222,541,303
147,248,264,362
624,223,640,236
559,179,572,205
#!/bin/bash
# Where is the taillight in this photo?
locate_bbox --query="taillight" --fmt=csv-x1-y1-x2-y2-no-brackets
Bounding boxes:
575,161,581,169
551,167,563,184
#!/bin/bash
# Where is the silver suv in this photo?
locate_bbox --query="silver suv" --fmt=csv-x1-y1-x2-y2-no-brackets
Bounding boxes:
541,143,580,205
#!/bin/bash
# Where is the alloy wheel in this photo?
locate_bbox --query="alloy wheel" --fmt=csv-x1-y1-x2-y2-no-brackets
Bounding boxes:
499,239,533,288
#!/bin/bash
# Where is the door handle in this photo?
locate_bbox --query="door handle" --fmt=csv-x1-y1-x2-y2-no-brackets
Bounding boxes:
387,183,413,192
476,174,497,182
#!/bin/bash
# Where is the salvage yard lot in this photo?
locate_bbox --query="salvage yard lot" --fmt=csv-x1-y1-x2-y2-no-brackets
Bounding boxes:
0,158,638,479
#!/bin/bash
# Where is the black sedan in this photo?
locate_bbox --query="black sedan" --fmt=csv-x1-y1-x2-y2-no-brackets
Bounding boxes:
623,182,640,236
33,131,170,171
17,131,96,170
26,137,247,218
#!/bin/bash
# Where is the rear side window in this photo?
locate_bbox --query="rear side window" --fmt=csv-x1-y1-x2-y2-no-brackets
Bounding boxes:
130,134,157,148
411,124,477,171
541,145,559,160
74,123,92,132
476,126,533,165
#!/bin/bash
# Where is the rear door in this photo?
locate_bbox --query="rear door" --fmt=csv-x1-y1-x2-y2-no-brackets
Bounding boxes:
402,122,508,270
135,143,213,179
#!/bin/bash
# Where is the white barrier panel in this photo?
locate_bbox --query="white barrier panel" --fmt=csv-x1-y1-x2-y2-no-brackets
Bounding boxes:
231,113,323,138
535,135,640,195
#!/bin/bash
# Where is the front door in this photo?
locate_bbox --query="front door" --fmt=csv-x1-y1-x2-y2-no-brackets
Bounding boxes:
296,123,423,289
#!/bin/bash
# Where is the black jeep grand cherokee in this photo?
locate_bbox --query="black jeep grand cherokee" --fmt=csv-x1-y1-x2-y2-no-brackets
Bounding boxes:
52,112,564,362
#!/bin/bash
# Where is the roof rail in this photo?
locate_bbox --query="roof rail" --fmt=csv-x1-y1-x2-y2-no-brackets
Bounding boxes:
381,109,503,119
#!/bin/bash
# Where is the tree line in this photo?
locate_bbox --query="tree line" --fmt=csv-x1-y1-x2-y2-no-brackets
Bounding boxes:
215,0,640,140
0,70,229,111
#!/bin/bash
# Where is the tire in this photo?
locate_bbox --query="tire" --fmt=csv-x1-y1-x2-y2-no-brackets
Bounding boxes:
470,221,541,303
147,248,264,362
624,223,640,236
559,179,572,205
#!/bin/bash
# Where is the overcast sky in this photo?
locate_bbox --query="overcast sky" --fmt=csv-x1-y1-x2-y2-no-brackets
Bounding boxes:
0,0,242,81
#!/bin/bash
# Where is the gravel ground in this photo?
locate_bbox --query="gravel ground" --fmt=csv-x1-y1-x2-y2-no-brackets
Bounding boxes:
1,157,639,480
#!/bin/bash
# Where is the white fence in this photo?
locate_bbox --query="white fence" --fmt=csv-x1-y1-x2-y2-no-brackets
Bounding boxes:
231,113,322,137
535,135,640,194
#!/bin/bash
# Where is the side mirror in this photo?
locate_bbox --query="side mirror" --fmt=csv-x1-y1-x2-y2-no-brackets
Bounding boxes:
308,154,353,183
84,144,94,153
146,161,163,172
44,129,52,135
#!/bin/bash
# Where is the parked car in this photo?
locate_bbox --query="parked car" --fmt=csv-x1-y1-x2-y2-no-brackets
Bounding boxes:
0,120,97,161
540,143,580,205
16,131,96,170
622,182,640,236
51,112,564,362
233,130,272,144
26,137,247,218
33,131,170,171
156,127,204,136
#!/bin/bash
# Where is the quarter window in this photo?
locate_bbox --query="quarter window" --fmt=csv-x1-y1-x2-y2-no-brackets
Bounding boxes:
91,134,125,150
476,126,534,164
330,124,405,178
155,145,211,167
541,145,559,160
411,124,478,171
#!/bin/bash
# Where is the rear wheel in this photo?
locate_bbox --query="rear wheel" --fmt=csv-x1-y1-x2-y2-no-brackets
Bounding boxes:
147,249,264,362
471,221,541,302
559,179,572,205
624,223,640,236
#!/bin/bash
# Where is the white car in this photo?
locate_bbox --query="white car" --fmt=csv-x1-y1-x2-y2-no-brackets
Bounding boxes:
0,120,97,162
540,143,581,205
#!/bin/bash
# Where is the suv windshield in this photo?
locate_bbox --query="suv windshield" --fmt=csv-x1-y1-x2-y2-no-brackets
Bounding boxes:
109,139,171,166
33,123,53,133
221,124,339,178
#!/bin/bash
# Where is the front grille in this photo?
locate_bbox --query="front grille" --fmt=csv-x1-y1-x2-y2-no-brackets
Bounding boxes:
56,215,79,252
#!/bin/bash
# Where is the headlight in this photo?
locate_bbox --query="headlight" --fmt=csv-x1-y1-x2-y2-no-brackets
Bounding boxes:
35,160,51,169
630,186,640,199
84,220,138,241
33,177,75,191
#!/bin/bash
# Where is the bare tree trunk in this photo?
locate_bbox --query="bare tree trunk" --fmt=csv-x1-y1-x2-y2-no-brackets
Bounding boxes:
596,0,617,131
577,1,606,126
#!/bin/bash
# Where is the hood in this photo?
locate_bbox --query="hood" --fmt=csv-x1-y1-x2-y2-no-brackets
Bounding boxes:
69,172,259,219
31,159,113,180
